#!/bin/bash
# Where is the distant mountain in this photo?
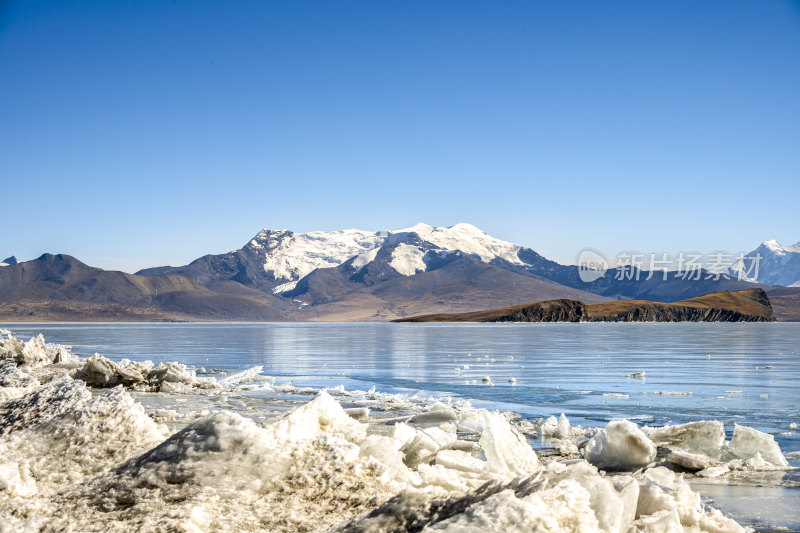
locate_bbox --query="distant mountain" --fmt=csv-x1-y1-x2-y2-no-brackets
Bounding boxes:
0,257,17,266
730,240,800,287
1,224,787,322
0,252,605,322
0,254,288,321
548,265,769,302
138,223,545,294
139,223,765,305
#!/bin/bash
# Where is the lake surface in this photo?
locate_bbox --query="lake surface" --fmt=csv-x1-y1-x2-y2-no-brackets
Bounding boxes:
4,321,800,529
5,322,799,443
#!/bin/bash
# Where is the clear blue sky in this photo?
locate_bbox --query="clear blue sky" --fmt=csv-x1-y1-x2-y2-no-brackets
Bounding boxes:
1,0,798,272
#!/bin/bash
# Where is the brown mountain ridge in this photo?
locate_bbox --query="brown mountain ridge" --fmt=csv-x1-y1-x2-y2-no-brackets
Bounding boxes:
0,254,289,321
395,288,776,323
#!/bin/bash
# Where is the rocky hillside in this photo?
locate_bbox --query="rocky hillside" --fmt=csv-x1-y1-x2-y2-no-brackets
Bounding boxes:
0,254,289,321
765,286,800,322
584,289,774,322
396,289,775,323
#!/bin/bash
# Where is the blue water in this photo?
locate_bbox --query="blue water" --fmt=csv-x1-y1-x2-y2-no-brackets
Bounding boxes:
4,322,799,454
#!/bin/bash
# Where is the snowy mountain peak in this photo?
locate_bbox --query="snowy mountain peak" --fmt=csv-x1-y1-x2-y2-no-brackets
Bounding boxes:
449,222,485,233
734,239,800,286
760,239,800,254
249,229,292,250
237,223,528,292
246,228,384,285
402,223,523,266
398,222,435,233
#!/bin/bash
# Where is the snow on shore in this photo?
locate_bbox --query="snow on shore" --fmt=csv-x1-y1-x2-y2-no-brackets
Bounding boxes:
0,331,791,532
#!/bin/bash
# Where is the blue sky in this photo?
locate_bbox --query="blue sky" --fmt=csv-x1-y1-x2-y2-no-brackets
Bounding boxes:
1,0,798,272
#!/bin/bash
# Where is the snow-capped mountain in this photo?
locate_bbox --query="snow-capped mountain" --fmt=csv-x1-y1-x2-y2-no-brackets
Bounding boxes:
731,240,800,287
166,222,537,294
247,228,386,293
386,223,525,266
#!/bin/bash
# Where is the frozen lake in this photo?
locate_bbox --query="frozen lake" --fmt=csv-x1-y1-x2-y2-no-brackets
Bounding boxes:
3,321,800,530
6,322,799,441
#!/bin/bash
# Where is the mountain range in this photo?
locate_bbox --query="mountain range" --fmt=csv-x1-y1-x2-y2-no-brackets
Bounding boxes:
1,224,798,321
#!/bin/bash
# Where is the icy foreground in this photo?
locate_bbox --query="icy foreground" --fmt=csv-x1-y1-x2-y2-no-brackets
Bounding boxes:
0,332,792,532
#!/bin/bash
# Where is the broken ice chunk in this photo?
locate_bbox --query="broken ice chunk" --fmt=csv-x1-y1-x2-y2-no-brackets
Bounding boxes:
646,420,725,459
217,365,264,387
544,460,631,533
158,380,193,394
540,415,558,436
541,413,571,440
696,464,730,478
727,424,789,468
425,479,598,532
611,475,640,528
410,404,458,425
0,333,76,368
344,407,370,421
664,450,720,471
633,509,682,532
637,467,707,528
72,355,139,387
272,390,367,443
480,411,540,478
435,449,486,473
359,434,421,485
584,420,657,471
0,361,39,388
0,375,91,436
393,423,457,468
390,422,418,449
555,413,571,439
